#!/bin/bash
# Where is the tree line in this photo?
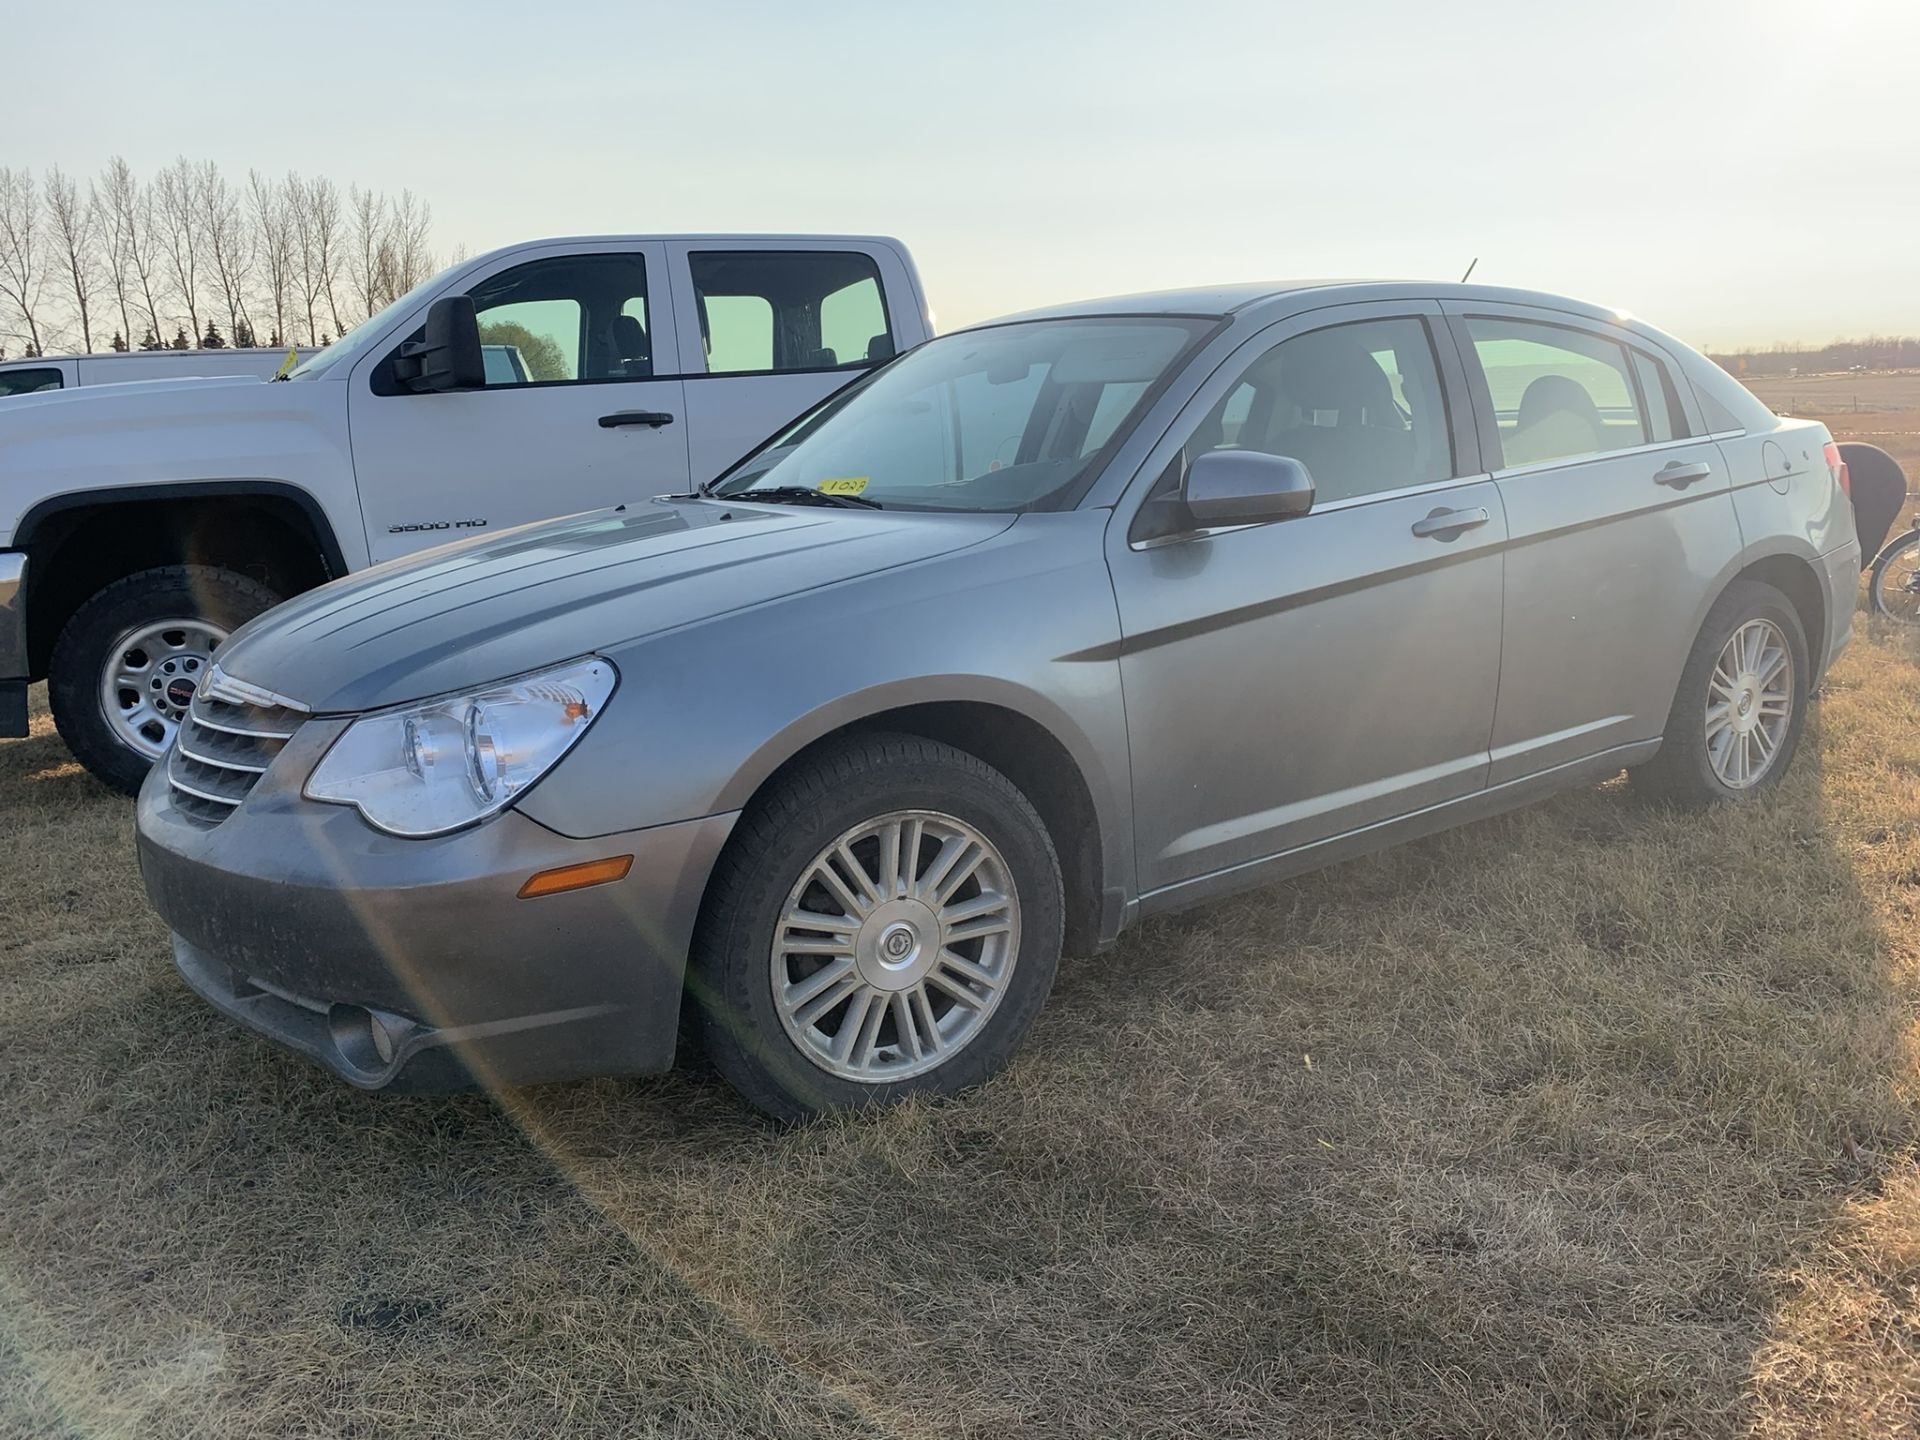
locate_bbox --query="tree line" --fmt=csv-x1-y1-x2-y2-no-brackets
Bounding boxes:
0,157,456,359
1709,336,1920,378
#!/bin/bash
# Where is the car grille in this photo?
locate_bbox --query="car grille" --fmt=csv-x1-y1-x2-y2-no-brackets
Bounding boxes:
165,683,307,827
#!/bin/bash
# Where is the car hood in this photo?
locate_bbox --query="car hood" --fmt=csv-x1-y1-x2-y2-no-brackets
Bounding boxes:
214,498,1016,713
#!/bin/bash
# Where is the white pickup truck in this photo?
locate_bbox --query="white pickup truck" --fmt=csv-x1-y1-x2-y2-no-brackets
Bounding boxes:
0,233,932,790
0,348,322,398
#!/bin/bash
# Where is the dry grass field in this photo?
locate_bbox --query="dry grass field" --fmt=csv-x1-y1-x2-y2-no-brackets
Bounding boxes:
1748,370,1920,479
2,610,1919,1437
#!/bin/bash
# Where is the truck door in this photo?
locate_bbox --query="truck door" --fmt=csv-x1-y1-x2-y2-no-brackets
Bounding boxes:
663,242,915,485
348,241,689,564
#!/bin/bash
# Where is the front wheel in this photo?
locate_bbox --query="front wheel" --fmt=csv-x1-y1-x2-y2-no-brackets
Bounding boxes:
48,565,283,795
688,733,1064,1123
1629,579,1809,807
1868,528,1920,623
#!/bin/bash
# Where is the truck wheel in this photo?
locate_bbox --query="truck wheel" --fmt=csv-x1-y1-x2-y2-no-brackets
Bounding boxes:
49,565,283,795
689,733,1064,1123
1629,579,1809,807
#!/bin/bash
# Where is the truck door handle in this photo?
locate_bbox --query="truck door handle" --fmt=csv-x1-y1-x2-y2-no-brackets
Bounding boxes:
1410,506,1491,540
1655,460,1712,488
598,410,675,429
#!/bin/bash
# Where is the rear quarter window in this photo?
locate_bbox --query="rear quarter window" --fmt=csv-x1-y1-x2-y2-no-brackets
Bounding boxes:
1687,358,1778,434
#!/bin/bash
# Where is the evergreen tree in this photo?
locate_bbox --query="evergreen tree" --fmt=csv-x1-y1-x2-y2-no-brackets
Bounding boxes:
170,325,192,351
110,331,129,353
23,343,40,358
139,327,163,351
234,318,256,348
268,328,282,348
319,332,332,346
202,319,226,349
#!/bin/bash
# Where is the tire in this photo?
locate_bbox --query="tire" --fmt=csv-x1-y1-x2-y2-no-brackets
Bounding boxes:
1868,529,1920,624
1629,579,1809,807
689,732,1064,1123
49,564,283,795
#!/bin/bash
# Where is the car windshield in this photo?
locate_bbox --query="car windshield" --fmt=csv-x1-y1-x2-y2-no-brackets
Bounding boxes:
711,316,1212,511
284,263,462,381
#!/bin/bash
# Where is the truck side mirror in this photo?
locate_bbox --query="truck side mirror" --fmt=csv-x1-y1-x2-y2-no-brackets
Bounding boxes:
394,296,485,393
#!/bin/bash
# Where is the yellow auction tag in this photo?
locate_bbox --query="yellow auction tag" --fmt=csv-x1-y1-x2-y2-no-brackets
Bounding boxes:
273,346,300,378
818,477,870,495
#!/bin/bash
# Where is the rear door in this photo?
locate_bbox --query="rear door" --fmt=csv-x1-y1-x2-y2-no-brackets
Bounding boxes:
349,242,689,564
1445,302,1740,782
664,241,916,485
1109,302,1507,894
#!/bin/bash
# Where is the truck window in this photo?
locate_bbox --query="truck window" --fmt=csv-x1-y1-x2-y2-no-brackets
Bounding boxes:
466,253,653,385
689,251,890,375
0,366,63,397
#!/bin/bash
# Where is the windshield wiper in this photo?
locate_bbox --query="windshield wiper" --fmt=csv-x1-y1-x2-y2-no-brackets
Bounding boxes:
727,486,882,510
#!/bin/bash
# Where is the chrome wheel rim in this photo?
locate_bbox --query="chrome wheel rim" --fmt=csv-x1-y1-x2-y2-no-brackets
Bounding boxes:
771,809,1021,1083
1873,539,1920,622
1705,618,1792,789
99,618,227,759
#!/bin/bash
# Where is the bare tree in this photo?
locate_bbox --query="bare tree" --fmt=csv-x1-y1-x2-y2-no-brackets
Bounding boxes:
247,170,294,346
45,166,100,352
390,189,437,293
197,161,254,344
100,158,167,349
308,176,347,338
154,155,203,341
94,161,136,345
348,184,389,322
0,166,49,354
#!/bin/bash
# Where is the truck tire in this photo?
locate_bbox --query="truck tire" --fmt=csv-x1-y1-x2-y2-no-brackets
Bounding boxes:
49,564,284,795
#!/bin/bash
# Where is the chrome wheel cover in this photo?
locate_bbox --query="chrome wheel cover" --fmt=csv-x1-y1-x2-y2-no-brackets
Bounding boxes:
99,618,227,758
1705,618,1792,789
771,809,1021,1083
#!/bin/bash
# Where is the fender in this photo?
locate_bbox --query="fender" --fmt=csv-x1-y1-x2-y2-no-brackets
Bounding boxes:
12,479,350,578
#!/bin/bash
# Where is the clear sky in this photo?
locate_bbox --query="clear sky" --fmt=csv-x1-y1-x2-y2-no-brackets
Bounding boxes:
13,0,1919,349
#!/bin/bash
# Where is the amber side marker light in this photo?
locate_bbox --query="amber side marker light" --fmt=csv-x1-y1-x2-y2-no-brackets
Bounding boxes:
518,855,634,899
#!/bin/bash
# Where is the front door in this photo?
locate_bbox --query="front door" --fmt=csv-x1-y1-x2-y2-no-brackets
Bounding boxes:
1109,305,1506,895
1446,305,1744,783
349,242,689,564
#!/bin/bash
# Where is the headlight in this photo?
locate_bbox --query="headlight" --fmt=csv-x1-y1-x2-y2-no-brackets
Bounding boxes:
305,658,617,837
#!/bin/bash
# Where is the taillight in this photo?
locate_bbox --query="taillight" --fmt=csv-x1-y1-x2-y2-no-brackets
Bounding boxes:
1824,441,1851,497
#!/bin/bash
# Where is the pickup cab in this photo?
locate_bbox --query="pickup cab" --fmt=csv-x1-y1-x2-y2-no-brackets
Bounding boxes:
0,233,933,790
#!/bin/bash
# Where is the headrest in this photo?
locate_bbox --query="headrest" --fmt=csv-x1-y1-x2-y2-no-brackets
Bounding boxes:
865,332,896,363
610,313,648,361
1516,374,1602,432
1279,338,1397,423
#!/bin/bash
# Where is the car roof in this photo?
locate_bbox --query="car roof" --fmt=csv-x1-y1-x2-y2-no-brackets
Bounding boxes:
977,281,1629,328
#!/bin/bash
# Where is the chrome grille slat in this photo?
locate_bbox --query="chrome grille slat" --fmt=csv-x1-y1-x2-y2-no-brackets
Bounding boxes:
165,683,305,828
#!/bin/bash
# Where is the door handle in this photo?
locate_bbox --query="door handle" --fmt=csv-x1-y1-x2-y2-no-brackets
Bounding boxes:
1655,459,1712,488
598,410,675,429
1410,506,1491,540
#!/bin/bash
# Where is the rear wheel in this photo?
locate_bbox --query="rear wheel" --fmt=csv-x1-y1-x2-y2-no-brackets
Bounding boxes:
1868,528,1920,623
689,733,1063,1123
1630,579,1808,806
48,565,283,795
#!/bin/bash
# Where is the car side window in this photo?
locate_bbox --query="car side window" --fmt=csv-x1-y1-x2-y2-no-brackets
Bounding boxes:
1186,316,1454,505
0,366,63,397
466,253,653,386
690,251,891,375
1629,348,1690,444
1465,318,1651,467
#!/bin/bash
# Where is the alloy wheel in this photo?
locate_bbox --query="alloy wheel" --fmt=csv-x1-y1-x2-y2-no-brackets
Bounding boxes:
771,809,1021,1083
1704,618,1792,789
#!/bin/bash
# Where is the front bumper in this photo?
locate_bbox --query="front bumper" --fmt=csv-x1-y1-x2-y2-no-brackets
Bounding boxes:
0,551,26,737
136,726,736,1091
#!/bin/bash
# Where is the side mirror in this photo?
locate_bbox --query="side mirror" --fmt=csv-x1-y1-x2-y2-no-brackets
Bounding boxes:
394,296,485,393
1184,449,1315,527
